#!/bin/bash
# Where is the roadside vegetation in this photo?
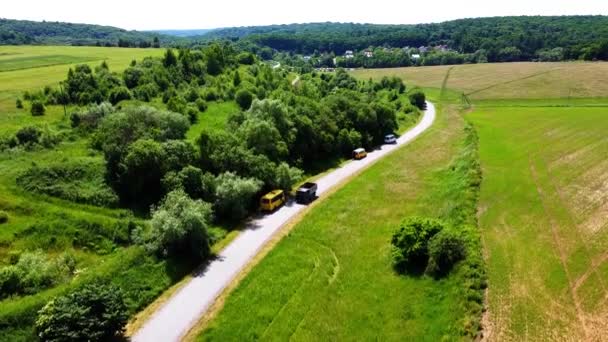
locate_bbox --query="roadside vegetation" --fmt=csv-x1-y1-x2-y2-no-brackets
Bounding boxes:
0,44,421,340
196,95,486,340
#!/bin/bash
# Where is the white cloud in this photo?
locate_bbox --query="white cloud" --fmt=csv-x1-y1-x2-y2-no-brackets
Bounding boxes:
3,0,608,30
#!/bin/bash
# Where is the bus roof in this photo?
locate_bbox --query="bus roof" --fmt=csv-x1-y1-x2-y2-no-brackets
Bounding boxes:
353,148,365,153
262,189,283,200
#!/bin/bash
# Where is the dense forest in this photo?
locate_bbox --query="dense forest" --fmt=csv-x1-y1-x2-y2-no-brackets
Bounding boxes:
205,16,608,63
0,18,177,47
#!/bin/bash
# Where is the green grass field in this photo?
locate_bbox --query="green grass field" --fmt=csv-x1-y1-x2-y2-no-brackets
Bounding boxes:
469,103,608,340
354,62,608,340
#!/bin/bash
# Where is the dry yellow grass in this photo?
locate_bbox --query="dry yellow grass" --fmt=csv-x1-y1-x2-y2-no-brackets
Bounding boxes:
352,62,608,100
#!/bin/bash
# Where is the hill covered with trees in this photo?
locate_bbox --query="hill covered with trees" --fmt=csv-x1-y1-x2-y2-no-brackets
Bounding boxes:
204,16,608,62
0,18,179,47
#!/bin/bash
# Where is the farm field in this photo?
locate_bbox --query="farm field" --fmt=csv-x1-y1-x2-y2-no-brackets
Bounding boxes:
193,94,485,340
0,46,164,113
352,62,608,101
354,62,608,340
469,103,608,340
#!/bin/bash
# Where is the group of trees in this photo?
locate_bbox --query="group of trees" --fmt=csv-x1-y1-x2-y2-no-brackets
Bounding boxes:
24,43,418,232
391,217,466,277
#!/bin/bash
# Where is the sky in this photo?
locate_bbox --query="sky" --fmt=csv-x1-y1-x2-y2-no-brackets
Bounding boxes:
3,0,608,30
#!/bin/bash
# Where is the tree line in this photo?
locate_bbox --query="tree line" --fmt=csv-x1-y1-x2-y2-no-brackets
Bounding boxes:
206,17,608,63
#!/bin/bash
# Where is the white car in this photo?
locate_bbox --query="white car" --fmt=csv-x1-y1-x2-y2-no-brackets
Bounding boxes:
384,134,397,144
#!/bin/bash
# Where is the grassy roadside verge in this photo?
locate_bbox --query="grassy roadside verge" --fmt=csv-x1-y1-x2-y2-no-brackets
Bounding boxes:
190,99,486,340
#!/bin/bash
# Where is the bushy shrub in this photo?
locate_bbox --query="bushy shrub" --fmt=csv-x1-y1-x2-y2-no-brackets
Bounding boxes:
214,172,262,221
30,100,46,116
426,229,467,277
15,125,48,147
235,89,254,110
108,86,132,105
137,189,212,261
0,251,76,299
35,282,128,342
0,210,8,224
203,88,219,101
408,89,426,110
16,161,119,207
16,98,23,109
186,105,198,123
167,95,188,115
195,98,208,112
70,102,115,131
163,166,216,202
390,216,446,273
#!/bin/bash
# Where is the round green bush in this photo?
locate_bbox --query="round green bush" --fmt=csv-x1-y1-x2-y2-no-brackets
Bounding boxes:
390,216,446,273
30,100,46,116
0,210,8,224
426,229,467,277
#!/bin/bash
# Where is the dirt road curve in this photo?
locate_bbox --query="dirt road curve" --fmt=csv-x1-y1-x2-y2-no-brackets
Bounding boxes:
132,101,436,342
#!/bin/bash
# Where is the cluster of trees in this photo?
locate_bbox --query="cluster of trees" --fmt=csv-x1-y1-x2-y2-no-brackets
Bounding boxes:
391,217,466,277
0,18,172,47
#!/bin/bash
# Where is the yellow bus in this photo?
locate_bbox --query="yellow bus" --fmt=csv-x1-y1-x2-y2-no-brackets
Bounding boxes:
260,190,286,212
353,148,367,160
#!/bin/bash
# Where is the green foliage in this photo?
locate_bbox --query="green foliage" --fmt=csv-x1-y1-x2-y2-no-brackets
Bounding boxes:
35,282,128,342
16,161,119,207
15,98,23,109
167,95,188,115
163,48,177,68
108,86,131,105
426,229,467,277
204,17,608,62
195,98,208,112
214,172,262,221
137,189,212,261
390,216,446,273
0,210,8,224
0,251,76,299
409,90,426,110
70,102,115,131
30,100,45,116
272,162,303,192
235,89,253,110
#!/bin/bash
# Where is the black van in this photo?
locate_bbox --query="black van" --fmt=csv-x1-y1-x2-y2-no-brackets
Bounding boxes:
296,182,318,204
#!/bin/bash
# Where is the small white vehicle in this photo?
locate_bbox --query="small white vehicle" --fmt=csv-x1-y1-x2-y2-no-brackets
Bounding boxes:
384,134,397,144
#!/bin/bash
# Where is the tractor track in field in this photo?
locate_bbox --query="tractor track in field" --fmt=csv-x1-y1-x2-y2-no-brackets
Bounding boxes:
528,156,589,339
